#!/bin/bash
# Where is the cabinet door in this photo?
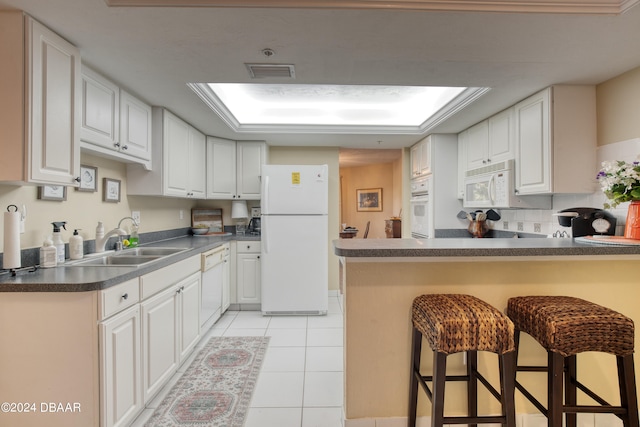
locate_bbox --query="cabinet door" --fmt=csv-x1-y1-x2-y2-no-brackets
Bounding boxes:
487,108,514,163
236,142,266,199
515,89,551,194
206,137,237,199
120,90,152,162
457,131,467,199
410,144,421,178
222,253,230,312
419,137,431,176
27,17,81,185
188,127,206,198
163,111,190,197
465,120,489,170
141,287,179,403
80,66,119,149
236,253,261,304
178,273,201,362
100,305,143,427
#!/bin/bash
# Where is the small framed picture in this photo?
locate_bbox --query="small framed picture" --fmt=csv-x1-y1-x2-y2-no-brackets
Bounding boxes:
356,188,383,212
103,178,121,203
77,165,98,192
37,185,67,201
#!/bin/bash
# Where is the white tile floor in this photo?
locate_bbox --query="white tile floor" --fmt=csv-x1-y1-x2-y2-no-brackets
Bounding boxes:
131,295,344,427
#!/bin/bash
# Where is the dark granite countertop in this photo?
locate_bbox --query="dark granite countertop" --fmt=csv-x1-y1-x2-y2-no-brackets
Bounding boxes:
0,234,260,292
333,237,640,259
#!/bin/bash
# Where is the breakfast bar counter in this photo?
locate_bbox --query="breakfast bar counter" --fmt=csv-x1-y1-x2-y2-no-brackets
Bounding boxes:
333,238,640,427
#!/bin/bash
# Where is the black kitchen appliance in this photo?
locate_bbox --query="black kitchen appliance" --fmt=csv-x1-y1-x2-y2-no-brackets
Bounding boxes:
248,217,261,234
556,207,617,237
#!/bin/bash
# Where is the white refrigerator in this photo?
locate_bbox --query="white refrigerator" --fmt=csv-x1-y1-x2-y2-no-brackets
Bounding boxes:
261,164,329,315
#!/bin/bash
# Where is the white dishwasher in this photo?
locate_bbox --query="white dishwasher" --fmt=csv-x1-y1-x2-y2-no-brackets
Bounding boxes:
201,245,226,331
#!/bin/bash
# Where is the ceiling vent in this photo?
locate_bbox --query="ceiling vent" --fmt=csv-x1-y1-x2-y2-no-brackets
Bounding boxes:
246,64,296,79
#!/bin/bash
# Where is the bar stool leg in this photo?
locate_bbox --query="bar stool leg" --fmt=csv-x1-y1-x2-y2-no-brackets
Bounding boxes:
409,328,423,427
500,351,517,427
617,355,640,427
565,355,577,427
432,351,448,427
548,351,564,427
468,350,478,427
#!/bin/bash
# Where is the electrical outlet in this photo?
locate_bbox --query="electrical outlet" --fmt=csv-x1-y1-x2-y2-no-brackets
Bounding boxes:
503,221,509,230
517,222,524,231
132,211,141,225
534,223,541,233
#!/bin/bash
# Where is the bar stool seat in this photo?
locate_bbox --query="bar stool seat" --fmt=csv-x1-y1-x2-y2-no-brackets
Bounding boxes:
507,296,639,427
409,294,517,427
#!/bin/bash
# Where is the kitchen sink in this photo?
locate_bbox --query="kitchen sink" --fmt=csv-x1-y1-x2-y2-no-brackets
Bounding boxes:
67,247,187,267
119,247,187,256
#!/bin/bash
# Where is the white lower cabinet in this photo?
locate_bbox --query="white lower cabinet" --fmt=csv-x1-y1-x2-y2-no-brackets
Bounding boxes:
236,242,261,304
100,305,143,427
141,285,179,403
141,270,201,403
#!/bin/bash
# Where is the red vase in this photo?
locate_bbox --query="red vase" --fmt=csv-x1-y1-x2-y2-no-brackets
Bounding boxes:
624,200,640,240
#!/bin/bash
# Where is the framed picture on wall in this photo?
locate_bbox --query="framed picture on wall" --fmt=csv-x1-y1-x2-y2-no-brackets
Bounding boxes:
76,165,98,192
103,178,121,203
37,185,67,201
356,188,382,212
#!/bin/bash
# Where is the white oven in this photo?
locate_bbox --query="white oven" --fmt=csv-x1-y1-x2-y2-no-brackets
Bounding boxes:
410,175,431,239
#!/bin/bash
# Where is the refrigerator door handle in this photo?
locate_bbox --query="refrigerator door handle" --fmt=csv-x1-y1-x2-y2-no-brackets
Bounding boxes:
262,217,268,254
263,176,270,214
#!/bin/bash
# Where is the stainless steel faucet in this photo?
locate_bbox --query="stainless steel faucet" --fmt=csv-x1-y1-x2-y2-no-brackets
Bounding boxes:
95,217,139,253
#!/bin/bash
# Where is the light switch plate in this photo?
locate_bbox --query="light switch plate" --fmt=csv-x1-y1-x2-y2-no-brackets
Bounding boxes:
132,211,141,224
251,207,261,217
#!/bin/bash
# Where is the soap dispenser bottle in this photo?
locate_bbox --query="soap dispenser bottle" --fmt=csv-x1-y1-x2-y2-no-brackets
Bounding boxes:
69,229,84,260
51,222,67,264
39,236,57,268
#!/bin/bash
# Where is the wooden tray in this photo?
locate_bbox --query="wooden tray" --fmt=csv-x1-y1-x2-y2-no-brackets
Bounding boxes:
576,236,640,246
191,208,223,232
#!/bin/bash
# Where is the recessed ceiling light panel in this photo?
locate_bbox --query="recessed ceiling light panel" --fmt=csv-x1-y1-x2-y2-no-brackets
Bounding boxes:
188,82,489,134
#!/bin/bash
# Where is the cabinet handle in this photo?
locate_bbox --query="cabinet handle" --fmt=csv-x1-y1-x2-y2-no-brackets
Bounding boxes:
122,293,128,300
176,288,181,294
74,176,81,183
114,142,121,148
121,145,128,150
257,255,260,259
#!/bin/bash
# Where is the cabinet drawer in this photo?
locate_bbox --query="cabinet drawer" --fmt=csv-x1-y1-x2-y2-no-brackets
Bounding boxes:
236,241,261,253
99,278,140,320
140,255,200,300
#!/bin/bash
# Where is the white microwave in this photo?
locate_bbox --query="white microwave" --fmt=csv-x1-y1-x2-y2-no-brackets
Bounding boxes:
463,160,552,209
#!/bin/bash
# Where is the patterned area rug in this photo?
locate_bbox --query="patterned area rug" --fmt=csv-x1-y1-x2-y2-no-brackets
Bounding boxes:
145,336,269,427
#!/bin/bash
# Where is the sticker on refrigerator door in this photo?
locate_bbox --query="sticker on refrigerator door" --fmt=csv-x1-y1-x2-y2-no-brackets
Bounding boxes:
291,172,301,186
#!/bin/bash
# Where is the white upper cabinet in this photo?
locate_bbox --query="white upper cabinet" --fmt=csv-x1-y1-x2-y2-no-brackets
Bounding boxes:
80,65,152,169
127,108,206,198
119,89,152,165
206,137,237,199
410,137,431,178
465,108,515,171
207,138,267,200
0,12,81,186
80,66,120,150
514,86,596,195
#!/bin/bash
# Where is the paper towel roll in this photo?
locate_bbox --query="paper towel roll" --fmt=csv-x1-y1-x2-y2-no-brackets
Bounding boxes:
4,211,21,269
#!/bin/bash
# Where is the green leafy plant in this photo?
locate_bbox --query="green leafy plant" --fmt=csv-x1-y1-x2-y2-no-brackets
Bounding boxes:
597,160,640,208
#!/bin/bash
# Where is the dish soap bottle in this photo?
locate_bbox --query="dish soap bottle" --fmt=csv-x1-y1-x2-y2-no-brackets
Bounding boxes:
51,221,67,264
69,229,84,260
129,225,139,247
39,236,57,268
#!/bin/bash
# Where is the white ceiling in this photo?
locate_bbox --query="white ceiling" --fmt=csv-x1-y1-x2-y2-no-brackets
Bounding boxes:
2,0,640,151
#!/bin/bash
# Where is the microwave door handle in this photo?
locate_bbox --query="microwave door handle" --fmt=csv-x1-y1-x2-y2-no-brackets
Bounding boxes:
488,174,496,204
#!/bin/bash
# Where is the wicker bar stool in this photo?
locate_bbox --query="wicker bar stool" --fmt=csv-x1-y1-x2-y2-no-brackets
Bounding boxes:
409,294,517,427
507,296,639,427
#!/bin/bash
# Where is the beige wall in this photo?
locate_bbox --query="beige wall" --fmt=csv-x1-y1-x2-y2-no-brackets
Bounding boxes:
597,65,640,146
0,154,261,251
340,158,403,239
268,146,341,291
